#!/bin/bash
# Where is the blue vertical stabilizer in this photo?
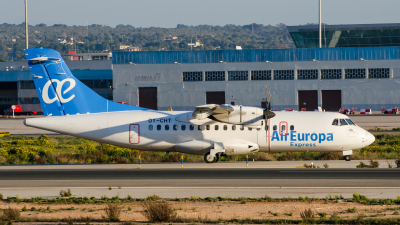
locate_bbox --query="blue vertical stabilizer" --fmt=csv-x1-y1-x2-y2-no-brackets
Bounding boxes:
25,48,149,116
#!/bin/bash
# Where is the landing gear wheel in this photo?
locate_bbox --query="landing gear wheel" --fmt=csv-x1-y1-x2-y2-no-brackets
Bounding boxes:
344,155,352,161
204,152,217,163
213,153,220,163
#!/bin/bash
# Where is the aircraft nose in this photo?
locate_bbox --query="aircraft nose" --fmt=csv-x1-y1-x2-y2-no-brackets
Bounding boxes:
365,131,375,146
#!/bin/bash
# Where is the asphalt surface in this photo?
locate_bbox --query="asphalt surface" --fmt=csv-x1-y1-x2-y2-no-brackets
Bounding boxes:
1,168,399,180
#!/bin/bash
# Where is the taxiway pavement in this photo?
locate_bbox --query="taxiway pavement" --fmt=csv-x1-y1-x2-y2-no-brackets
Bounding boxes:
0,162,399,199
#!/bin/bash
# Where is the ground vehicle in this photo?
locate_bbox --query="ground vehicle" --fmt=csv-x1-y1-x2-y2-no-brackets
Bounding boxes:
7,105,38,116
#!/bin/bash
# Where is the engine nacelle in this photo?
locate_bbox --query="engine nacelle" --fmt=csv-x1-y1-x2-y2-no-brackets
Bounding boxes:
214,106,263,127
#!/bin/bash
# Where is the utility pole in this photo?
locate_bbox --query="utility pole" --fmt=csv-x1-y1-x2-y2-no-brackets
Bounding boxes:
25,0,28,49
319,0,322,48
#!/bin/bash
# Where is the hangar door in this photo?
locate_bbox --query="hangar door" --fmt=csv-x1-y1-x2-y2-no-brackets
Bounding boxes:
139,87,157,110
322,90,341,111
206,91,225,104
298,90,318,111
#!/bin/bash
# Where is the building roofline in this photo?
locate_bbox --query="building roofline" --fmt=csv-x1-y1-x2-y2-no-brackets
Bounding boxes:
287,23,400,32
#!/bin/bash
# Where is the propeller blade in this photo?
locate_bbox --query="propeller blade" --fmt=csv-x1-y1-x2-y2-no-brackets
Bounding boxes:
268,91,272,110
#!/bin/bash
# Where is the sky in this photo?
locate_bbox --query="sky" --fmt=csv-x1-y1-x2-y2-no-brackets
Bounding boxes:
0,0,398,28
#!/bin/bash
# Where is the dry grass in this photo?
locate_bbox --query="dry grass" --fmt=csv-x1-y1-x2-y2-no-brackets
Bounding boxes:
141,201,177,222
104,203,121,222
2,207,20,221
59,189,72,197
300,208,314,220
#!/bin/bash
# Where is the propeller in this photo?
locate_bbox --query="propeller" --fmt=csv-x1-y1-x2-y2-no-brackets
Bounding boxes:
263,85,276,122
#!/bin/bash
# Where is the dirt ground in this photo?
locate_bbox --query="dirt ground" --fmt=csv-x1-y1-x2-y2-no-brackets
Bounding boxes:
0,200,399,222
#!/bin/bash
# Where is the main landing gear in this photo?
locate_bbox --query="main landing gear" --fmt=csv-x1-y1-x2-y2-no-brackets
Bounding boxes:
204,152,220,163
344,155,352,161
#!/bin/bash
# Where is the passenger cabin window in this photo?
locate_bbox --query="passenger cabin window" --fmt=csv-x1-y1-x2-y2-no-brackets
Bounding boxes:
340,119,348,126
190,125,194,130
332,119,338,126
281,124,286,132
173,125,178,130
345,119,355,125
149,125,153,131
157,125,161,130
240,125,244,131
215,125,219,130
290,125,294,131
232,125,236,131
206,125,210,130
248,127,252,131
223,125,227,130
273,125,277,130
165,125,170,130
181,125,186,130
198,125,202,130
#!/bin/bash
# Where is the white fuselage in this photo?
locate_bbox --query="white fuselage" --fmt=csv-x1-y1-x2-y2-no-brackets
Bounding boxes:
24,110,375,155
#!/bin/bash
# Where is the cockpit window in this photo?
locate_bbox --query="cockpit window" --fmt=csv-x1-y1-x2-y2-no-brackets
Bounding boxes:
345,119,355,125
340,119,348,126
332,119,338,126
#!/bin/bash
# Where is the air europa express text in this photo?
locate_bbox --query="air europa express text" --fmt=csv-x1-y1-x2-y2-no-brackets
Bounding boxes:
271,131,333,143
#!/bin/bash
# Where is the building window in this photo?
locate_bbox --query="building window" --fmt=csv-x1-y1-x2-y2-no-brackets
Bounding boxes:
321,69,342,79
228,71,248,81
251,70,271,80
19,81,35,89
80,79,94,88
19,97,40,104
205,71,225,81
369,68,389,79
345,69,366,79
94,79,108,88
274,70,294,80
183,71,203,81
297,70,318,80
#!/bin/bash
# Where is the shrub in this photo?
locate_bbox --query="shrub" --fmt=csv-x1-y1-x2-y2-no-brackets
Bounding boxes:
104,203,121,222
284,213,293,216
318,212,326,218
393,211,399,215
31,207,36,211
0,193,2,200
141,201,177,222
357,161,367,168
2,207,20,221
323,163,329,168
347,207,357,213
60,189,72,197
147,195,160,201
22,206,27,212
128,206,132,211
300,208,314,220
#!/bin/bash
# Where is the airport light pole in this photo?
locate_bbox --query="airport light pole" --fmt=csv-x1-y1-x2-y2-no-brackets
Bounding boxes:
319,0,322,48
25,0,28,49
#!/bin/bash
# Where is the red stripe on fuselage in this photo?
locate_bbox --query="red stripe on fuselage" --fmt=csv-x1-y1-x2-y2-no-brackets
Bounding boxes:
268,118,271,152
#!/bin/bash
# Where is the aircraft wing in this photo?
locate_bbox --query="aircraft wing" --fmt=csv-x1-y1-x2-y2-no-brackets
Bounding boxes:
192,104,234,120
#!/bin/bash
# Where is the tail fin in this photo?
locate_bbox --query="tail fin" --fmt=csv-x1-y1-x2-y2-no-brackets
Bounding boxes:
25,48,149,116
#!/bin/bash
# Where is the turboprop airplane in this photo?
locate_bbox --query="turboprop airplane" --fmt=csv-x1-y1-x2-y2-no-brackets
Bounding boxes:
23,48,375,163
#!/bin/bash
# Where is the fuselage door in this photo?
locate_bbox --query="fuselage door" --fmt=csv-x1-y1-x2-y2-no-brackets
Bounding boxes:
129,124,140,144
